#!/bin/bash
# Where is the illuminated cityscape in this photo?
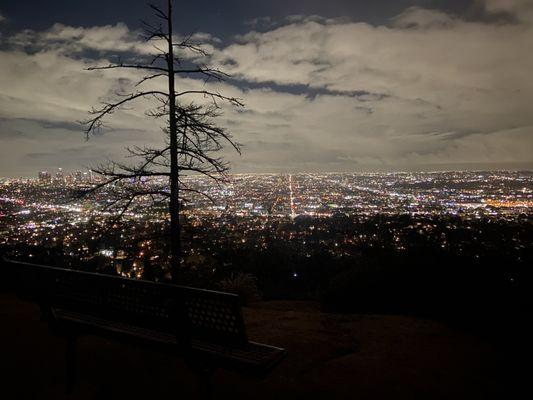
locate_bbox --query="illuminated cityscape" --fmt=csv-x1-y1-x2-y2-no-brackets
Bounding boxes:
1,169,531,284
3,169,531,217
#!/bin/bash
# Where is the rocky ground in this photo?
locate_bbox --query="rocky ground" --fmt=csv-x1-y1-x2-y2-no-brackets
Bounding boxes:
0,292,524,399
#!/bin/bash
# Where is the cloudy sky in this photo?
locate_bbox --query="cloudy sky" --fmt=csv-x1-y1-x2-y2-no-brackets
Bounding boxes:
0,0,532,177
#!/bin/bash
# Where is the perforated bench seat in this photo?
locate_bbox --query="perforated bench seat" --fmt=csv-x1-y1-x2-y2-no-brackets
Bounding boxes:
189,339,287,371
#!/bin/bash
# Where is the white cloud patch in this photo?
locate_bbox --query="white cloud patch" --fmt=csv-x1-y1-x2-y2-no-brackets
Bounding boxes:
210,7,533,169
7,23,154,55
481,0,533,22
0,7,532,177
6,23,217,58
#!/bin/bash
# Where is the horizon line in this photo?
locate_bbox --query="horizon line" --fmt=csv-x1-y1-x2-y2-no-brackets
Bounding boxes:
2,164,533,179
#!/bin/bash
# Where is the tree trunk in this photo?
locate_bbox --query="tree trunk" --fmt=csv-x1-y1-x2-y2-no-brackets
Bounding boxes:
166,0,180,282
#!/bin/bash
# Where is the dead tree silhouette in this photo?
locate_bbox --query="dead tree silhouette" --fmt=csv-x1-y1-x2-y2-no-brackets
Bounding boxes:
81,0,243,282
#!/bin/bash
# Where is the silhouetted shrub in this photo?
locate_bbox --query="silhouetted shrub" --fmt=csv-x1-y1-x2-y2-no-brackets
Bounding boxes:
217,272,261,305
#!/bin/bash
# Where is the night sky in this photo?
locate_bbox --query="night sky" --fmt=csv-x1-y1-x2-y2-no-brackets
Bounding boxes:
0,0,532,176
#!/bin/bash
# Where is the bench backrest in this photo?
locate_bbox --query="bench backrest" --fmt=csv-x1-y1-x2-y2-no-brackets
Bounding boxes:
5,260,248,346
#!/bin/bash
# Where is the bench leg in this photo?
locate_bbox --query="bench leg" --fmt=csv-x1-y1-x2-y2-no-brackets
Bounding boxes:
65,335,77,394
197,367,214,400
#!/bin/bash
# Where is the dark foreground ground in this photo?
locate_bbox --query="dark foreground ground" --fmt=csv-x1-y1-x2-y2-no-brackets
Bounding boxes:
0,291,526,400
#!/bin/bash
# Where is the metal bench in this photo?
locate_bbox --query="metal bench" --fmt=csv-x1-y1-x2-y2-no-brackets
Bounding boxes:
5,259,286,396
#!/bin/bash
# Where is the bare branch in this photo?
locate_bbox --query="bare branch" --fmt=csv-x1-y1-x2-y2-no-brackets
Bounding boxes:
175,90,244,107
148,3,169,21
82,90,168,138
87,64,168,73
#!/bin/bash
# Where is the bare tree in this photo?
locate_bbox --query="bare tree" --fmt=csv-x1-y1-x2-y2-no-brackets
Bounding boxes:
81,0,243,282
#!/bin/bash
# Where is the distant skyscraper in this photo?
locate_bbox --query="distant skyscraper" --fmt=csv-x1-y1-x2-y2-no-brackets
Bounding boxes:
54,168,65,185
38,171,52,185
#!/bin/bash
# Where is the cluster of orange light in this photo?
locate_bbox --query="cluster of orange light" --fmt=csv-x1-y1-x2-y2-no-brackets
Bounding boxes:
485,199,533,208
